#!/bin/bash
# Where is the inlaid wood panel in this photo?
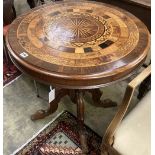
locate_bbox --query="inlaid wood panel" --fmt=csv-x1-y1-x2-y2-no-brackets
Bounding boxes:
6,1,150,89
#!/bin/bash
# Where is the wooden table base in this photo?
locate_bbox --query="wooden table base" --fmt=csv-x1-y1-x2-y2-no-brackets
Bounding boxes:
31,88,117,154
31,88,117,121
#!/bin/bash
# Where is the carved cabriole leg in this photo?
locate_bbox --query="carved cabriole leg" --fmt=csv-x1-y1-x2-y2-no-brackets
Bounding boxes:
75,90,88,154
31,89,69,120
88,88,117,108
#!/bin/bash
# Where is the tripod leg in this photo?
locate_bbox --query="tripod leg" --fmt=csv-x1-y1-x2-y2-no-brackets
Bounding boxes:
31,89,69,120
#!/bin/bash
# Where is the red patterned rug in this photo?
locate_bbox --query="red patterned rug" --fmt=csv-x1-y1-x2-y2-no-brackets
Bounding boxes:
12,111,102,155
3,57,21,86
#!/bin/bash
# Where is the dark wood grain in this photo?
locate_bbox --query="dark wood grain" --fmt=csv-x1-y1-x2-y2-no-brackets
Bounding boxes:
125,0,150,8
6,1,150,89
97,0,151,32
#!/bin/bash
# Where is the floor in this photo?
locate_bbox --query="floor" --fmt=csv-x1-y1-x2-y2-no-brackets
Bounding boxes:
4,1,140,155
4,73,139,155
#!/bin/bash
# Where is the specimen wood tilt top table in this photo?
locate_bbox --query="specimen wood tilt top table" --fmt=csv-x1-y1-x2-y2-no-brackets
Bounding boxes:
6,0,150,153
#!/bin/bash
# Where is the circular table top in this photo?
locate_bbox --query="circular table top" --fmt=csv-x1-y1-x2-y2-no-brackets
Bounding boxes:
6,1,150,89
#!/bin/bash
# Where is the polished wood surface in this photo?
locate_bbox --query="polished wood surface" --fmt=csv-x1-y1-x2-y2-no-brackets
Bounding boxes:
6,1,150,89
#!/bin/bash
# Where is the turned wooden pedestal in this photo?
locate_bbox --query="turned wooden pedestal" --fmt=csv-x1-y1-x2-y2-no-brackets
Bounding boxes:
31,88,117,120
31,88,117,154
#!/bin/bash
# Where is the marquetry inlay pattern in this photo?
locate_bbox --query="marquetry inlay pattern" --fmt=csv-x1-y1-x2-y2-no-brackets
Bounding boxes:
43,13,111,47
6,1,150,88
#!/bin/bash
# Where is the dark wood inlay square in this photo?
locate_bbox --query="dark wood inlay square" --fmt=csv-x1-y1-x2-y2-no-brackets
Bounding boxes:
67,9,73,12
58,46,75,53
86,9,93,13
99,40,114,49
84,47,93,53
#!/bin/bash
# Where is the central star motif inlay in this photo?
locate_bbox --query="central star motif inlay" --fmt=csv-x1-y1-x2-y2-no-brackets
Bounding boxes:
44,14,107,45
63,17,99,40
